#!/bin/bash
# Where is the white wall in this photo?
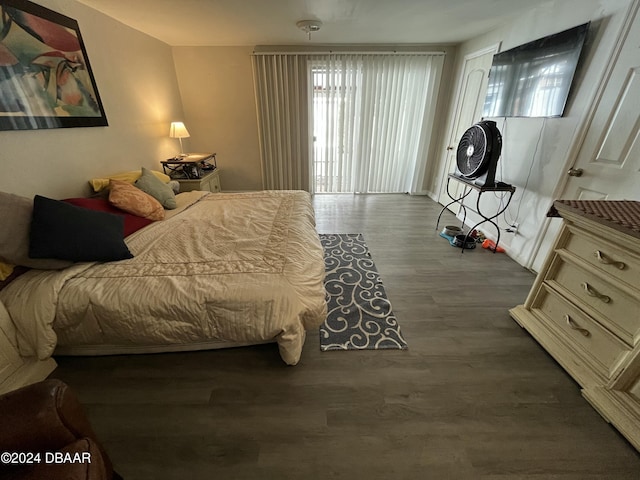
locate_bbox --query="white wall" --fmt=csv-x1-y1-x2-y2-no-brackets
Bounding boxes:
0,0,185,199
429,0,633,271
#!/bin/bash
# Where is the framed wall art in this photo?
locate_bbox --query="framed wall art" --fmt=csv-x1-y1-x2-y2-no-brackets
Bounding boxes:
0,0,108,130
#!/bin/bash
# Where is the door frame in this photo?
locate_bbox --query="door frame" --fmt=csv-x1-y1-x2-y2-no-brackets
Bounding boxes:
435,43,500,207
525,0,640,270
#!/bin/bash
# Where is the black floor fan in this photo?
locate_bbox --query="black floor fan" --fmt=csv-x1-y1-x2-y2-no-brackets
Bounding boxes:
454,120,502,188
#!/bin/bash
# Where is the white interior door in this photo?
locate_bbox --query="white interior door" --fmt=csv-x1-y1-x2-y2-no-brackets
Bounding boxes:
559,3,640,202
437,45,498,210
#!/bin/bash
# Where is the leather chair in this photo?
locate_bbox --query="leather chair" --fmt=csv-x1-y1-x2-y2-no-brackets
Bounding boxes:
0,379,122,480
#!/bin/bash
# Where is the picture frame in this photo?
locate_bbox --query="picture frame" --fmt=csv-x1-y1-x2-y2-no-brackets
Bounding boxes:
0,0,108,130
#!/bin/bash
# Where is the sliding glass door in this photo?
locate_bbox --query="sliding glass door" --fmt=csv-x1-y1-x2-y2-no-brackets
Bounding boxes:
252,52,443,193
310,54,443,194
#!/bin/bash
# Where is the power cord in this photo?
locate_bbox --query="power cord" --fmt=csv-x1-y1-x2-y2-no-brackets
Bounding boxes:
501,117,547,230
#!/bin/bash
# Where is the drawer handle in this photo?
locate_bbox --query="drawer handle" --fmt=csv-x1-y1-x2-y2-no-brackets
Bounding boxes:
594,250,626,270
565,314,591,337
581,282,611,303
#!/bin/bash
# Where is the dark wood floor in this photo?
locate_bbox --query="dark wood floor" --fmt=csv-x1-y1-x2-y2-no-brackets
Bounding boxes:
53,194,640,479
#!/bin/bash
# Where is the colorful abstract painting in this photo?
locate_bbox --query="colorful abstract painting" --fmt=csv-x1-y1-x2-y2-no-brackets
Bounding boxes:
0,0,107,130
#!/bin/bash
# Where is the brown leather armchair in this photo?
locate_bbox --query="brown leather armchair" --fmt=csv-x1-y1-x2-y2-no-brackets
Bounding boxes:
0,379,122,480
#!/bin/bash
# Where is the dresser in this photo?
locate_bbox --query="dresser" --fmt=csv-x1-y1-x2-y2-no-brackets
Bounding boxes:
510,200,640,451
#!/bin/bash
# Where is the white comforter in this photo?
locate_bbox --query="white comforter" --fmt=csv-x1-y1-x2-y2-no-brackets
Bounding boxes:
0,191,327,365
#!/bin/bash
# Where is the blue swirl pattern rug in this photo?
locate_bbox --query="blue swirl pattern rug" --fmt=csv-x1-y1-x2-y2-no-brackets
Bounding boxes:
319,234,408,351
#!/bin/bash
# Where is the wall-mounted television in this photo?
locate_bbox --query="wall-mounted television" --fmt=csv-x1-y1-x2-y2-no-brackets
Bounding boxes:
483,22,590,118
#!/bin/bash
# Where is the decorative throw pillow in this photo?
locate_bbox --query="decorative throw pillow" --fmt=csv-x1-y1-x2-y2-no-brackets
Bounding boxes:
0,191,73,269
0,265,29,292
108,180,165,221
168,180,180,194
135,167,177,209
0,261,14,281
29,195,133,263
63,198,153,237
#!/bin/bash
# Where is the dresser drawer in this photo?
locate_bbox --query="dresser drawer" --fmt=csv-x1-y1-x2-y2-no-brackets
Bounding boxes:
550,258,640,344
563,225,640,293
531,286,630,379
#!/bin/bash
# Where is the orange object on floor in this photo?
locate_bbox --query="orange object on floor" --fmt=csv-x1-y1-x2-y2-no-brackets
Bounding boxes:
482,239,505,253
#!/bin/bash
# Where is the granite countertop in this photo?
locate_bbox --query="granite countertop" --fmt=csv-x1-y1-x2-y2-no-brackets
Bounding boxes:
547,199,640,240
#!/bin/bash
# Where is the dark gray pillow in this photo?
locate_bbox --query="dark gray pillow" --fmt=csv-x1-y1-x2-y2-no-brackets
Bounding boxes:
29,195,133,263
135,167,177,209
0,191,72,269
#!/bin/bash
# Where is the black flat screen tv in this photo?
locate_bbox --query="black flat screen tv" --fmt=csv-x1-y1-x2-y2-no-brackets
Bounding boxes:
483,22,590,118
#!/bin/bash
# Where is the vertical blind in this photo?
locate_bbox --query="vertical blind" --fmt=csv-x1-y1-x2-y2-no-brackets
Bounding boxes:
252,54,310,190
311,54,443,193
252,52,444,193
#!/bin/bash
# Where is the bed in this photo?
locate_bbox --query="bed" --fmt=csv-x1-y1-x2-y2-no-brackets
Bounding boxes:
0,190,327,366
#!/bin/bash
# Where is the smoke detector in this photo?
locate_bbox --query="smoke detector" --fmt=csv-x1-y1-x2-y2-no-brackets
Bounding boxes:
296,20,322,39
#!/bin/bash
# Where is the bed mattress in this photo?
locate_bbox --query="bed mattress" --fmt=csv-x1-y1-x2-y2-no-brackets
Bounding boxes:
0,190,327,365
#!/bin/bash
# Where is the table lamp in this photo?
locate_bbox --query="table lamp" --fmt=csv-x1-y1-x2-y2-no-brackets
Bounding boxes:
169,121,190,156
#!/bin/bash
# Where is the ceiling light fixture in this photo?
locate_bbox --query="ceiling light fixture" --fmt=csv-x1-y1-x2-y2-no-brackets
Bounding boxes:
296,19,322,40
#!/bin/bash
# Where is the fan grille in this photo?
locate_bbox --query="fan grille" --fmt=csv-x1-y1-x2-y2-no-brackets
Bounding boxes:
456,124,489,178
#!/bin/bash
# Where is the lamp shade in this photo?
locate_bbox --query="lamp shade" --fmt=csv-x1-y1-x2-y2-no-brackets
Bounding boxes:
169,121,190,138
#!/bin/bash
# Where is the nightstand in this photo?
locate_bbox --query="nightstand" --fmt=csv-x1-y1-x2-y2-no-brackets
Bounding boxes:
176,168,221,193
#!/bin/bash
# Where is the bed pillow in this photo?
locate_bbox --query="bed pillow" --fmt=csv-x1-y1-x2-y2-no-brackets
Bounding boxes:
0,191,73,269
108,180,165,221
29,195,133,262
89,170,170,193
64,198,153,237
135,167,177,209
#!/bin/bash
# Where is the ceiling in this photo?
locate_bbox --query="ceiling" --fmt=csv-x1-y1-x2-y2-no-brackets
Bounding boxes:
74,0,554,47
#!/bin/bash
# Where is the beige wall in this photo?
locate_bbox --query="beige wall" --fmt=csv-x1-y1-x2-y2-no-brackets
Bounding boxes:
3,0,630,273
429,0,632,270
0,0,185,199
420,46,458,196
172,46,262,191
173,44,458,193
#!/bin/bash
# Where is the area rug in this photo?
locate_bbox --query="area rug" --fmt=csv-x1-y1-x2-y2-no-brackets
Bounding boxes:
319,233,408,351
